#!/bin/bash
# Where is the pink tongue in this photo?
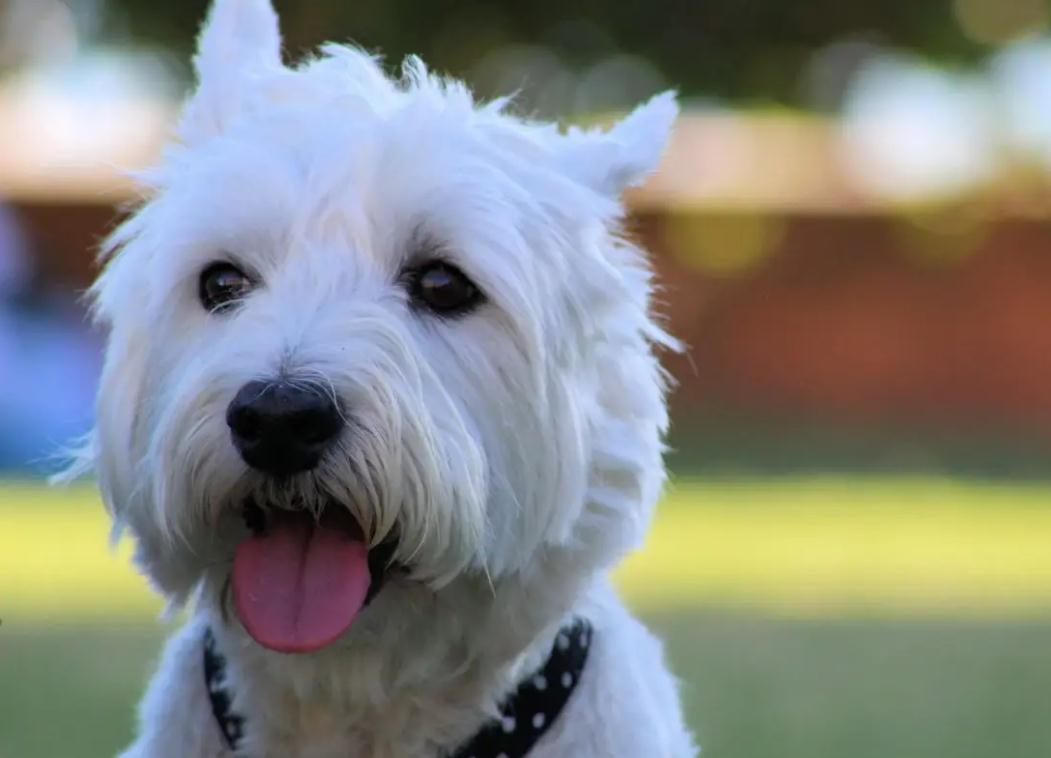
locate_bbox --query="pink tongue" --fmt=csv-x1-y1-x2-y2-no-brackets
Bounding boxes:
232,513,370,654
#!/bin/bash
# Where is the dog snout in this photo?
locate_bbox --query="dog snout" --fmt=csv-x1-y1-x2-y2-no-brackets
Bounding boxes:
226,380,342,476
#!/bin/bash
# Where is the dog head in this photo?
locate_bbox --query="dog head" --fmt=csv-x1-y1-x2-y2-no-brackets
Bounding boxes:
82,0,676,654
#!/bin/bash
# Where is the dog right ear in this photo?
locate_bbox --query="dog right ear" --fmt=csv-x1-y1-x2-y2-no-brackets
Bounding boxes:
179,0,285,142
556,91,678,199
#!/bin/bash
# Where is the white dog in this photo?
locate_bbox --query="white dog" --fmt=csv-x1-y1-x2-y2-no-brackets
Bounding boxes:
77,1,696,755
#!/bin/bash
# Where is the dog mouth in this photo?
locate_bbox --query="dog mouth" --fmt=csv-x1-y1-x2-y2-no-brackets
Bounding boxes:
231,498,398,654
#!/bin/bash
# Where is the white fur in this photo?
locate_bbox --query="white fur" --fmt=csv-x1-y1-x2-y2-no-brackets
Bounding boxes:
80,1,696,754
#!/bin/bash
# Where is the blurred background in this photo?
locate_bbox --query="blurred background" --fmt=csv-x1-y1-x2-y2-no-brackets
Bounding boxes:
3,1,1051,756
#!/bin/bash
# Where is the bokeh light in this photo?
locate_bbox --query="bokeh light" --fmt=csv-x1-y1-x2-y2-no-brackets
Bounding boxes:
840,54,996,201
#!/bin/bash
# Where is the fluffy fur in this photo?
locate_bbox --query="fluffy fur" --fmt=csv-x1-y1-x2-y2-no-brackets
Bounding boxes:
76,1,696,755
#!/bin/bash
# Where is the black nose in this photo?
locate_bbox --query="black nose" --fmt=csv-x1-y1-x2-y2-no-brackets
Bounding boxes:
226,380,342,476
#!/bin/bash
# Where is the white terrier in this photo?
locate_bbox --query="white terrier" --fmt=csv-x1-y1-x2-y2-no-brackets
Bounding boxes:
78,0,696,755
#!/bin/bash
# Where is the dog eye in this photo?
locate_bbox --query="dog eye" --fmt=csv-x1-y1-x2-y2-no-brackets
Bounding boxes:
199,262,253,313
406,261,484,316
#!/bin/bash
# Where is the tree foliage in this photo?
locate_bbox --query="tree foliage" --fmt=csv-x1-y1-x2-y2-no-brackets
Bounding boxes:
102,0,983,107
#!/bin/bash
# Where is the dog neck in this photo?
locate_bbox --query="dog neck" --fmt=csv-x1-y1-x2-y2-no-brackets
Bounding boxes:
205,617,593,756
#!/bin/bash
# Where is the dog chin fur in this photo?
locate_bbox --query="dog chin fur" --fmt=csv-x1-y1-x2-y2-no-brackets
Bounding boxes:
75,0,697,755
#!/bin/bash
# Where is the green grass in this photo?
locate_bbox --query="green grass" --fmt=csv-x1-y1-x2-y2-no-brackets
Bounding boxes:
7,477,1051,619
3,477,1051,757
0,623,162,758
4,615,1051,758
650,611,1051,758
619,476,1051,615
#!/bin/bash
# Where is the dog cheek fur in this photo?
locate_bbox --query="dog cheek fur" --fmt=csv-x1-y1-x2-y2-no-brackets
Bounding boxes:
82,255,227,603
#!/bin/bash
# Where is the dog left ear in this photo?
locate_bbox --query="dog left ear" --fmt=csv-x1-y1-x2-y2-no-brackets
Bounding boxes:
559,91,679,198
179,0,285,141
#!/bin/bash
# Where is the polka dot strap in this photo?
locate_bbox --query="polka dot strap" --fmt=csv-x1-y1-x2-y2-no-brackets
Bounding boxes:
447,618,593,758
202,619,593,757
203,627,245,751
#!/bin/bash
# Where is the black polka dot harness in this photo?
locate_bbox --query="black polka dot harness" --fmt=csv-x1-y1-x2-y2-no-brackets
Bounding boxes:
203,619,593,757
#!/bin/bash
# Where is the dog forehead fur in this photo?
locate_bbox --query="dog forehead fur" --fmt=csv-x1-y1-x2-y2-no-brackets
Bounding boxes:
82,0,697,755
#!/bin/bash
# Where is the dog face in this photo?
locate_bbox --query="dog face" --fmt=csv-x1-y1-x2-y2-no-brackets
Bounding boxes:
84,0,675,648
